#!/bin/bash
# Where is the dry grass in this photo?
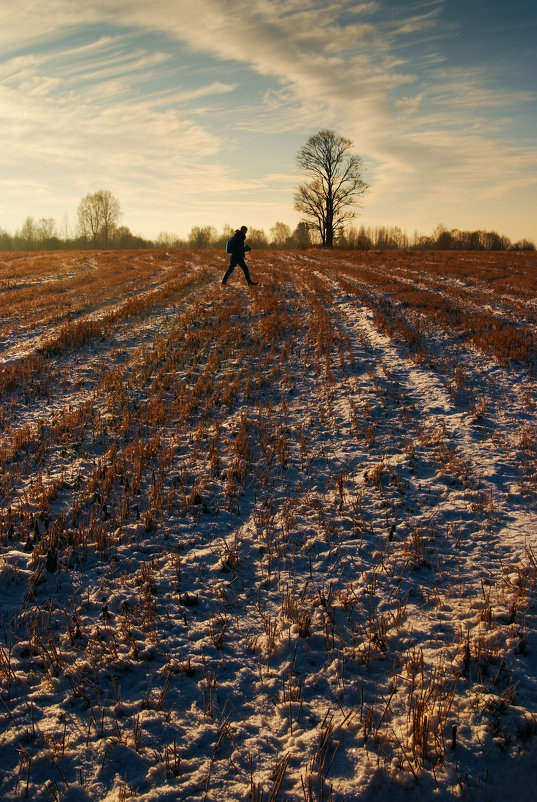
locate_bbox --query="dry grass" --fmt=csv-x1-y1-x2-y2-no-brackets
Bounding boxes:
0,248,536,800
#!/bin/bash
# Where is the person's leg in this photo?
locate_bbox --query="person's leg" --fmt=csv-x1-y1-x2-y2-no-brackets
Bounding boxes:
237,257,255,284
222,257,236,284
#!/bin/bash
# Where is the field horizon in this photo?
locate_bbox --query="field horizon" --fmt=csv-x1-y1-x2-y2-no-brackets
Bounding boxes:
1,247,536,801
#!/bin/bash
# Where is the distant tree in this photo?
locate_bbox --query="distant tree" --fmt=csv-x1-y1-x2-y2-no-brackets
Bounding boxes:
373,226,405,249
247,228,268,249
19,217,37,249
416,235,434,249
512,238,535,251
436,231,454,250
61,214,72,243
35,217,60,249
467,231,483,250
36,217,56,242
0,228,12,250
270,222,292,248
295,129,368,247
479,230,510,250
343,225,372,250
214,224,234,250
188,225,217,248
77,190,121,246
356,226,373,250
292,221,311,248
156,232,182,248
112,226,148,249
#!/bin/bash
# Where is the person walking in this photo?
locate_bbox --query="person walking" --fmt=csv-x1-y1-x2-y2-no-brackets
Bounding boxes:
222,226,258,286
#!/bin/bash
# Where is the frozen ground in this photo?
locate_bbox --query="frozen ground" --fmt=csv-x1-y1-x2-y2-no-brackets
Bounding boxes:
0,248,536,801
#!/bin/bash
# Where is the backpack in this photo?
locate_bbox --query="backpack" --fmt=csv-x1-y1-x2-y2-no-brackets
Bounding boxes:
226,236,236,254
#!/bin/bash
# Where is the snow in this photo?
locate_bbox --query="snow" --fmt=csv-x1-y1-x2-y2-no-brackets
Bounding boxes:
0,248,536,800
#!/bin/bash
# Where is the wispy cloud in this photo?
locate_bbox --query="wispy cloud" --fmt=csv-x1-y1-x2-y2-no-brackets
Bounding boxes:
0,0,535,239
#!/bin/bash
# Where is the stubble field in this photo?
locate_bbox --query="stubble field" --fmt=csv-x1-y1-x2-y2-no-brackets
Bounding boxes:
0,247,536,801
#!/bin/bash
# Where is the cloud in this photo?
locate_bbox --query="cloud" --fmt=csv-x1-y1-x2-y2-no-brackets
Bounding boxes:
0,2,100,52
154,82,237,106
0,65,228,200
0,1,535,240
0,23,234,183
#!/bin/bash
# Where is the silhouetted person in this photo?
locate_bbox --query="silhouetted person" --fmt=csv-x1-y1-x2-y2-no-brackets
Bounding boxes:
222,226,258,286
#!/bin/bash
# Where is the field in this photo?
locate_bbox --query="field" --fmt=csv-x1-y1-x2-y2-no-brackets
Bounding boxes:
0,247,536,801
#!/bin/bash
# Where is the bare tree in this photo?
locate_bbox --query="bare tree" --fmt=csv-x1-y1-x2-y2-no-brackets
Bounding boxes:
246,228,268,248
19,217,37,249
295,129,368,247
293,222,311,248
36,217,56,242
77,190,121,246
270,221,292,248
188,225,217,248
156,232,179,248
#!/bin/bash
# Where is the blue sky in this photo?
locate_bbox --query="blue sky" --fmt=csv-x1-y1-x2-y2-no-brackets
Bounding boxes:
1,0,535,242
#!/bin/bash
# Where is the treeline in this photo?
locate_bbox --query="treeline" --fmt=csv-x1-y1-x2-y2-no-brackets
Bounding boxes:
0,217,534,252
0,217,152,252
0,219,312,252
341,224,535,251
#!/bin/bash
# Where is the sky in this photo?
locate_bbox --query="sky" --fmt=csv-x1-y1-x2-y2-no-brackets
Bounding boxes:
0,0,536,243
